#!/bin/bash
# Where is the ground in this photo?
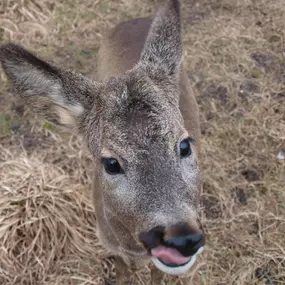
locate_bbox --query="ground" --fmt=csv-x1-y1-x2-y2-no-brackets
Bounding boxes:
0,0,284,284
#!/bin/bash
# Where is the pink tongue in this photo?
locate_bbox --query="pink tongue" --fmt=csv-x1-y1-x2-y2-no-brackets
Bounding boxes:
151,246,190,265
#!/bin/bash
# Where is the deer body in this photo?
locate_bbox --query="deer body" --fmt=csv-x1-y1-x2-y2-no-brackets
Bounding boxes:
0,1,205,284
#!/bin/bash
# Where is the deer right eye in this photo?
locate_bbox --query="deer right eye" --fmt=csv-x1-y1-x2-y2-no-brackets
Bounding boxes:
102,158,123,175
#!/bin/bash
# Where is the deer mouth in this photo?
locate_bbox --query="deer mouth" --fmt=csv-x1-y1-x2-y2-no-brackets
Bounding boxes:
150,246,204,275
151,246,191,265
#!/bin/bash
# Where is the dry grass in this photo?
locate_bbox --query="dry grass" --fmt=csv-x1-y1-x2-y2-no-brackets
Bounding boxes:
0,0,285,284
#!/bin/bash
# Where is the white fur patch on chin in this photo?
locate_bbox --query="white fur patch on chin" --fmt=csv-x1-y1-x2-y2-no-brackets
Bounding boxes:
151,247,204,275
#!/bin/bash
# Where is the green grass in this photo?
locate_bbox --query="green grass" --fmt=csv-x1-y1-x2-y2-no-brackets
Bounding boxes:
0,113,20,135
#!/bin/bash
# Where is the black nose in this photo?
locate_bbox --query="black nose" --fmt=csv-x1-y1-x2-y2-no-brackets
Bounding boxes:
163,233,204,256
139,222,205,257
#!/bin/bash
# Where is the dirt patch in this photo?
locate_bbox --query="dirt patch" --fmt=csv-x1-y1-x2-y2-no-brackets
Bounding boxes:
251,51,285,84
256,259,285,285
238,79,261,102
251,51,280,72
202,195,223,219
272,91,285,102
241,168,261,182
231,187,248,205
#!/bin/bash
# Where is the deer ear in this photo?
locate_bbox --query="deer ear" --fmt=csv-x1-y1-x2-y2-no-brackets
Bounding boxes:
0,43,101,129
139,0,182,76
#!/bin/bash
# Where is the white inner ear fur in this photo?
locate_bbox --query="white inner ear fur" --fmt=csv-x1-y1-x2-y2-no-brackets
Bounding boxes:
54,102,84,127
50,91,84,127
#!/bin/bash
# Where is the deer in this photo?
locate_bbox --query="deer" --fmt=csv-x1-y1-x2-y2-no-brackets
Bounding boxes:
0,0,206,284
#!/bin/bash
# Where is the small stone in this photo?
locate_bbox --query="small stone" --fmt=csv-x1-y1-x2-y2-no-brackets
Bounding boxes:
255,267,265,279
241,168,260,182
277,150,285,160
81,49,90,54
11,123,21,131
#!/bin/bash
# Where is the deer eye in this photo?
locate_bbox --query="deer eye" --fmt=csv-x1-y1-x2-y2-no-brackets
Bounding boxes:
102,158,123,175
180,138,192,157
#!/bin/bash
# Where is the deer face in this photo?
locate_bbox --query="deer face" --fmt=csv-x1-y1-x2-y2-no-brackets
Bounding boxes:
89,69,205,275
0,0,205,275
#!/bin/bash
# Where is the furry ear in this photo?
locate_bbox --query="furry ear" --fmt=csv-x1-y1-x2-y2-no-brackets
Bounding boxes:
139,0,182,76
0,43,101,129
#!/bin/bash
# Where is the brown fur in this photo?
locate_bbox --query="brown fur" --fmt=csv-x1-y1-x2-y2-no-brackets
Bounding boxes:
0,0,204,284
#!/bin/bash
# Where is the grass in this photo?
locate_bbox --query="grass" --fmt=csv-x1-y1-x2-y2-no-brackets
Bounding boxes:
0,0,285,284
0,114,20,135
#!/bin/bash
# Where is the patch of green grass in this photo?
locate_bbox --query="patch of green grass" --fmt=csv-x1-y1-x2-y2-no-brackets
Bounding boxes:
121,10,135,20
104,7,112,14
251,69,263,79
201,271,207,285
82,11,97,21
41,121,55,131
65,43,98,59
0,114,20,135
80,47,98,59
0,27,4,41
238,117,245,126
268,34,281,43
40,121,63,134
65,42,78,53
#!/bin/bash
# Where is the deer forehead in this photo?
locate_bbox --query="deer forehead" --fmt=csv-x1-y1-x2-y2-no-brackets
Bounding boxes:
85,73,185,158
99,99,185,159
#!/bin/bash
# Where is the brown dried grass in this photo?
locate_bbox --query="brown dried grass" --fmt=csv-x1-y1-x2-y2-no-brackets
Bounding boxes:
0,0,285,284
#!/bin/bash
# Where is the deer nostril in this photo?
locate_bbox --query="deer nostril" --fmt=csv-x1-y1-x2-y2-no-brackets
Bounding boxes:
163,233,204,257
139,226,165,251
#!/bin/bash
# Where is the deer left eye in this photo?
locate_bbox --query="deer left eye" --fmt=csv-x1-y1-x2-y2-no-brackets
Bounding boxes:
102,158,124,175
179,138,192,158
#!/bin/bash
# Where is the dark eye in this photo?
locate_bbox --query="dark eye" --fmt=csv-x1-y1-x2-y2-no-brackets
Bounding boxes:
180,138,192,157
102,158,123,175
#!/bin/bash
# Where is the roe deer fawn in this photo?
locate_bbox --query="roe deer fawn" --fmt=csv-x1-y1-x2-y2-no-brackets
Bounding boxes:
0,0,205,284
